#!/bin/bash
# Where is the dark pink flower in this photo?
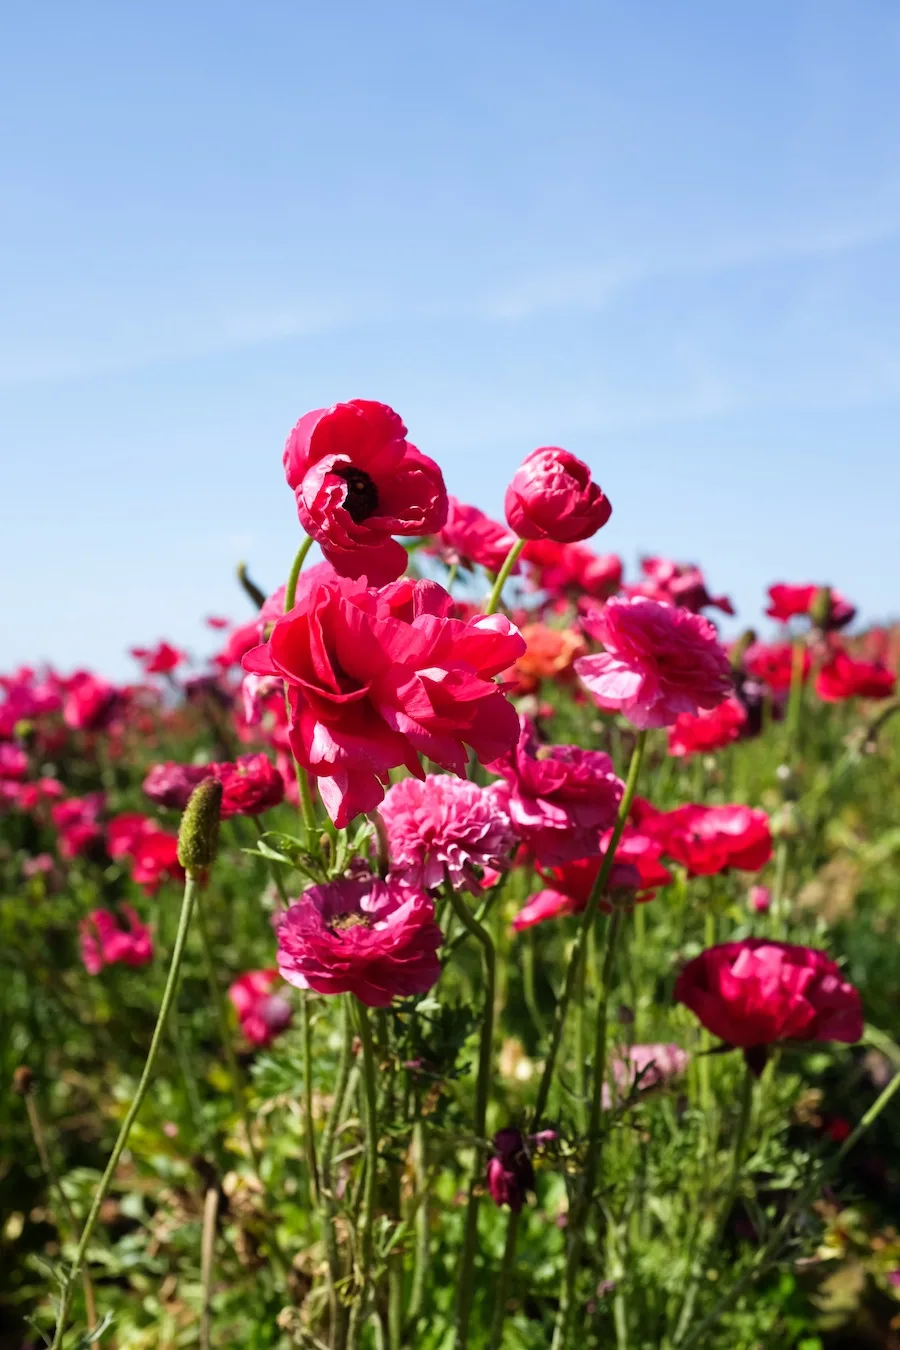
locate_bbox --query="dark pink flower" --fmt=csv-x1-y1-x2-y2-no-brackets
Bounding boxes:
283,399,448,584
505,447,611,543
743,640,810,696
130,641,186,675
80,905,154,974
624,557,734,616
815,649,896,702
486,1128,535,1212
229,970,293,1046
576,597,733,729
674,940,863,1051
62,674,122,732
106,813,161,860
667,697,748,758
511,832,670,930
216,754,285,818
51,794,105,831
766,584,855,630
58,822,105,860
640,802,772,875
380,774,515,892
488,718,623,865
276,875,442,1006
243,574,524,827
432,496,518,574
143,761,211,810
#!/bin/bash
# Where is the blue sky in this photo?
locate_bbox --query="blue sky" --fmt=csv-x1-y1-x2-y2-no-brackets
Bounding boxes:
2,1,899,678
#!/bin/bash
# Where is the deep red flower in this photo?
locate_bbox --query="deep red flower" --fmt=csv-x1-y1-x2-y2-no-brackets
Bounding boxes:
505,447,611,543
766,584,856,630
624,557,734,616
243,574,524,827
576,597,733,729
283,400,447,584
489,718,623,865
486,1128,535,1213
216,753,285,817
674,940,863,1050
81,906,153,974
229,970,293,1046
512,830,671,930
275,875,442,1006
667,696,748,758
815,649,896,702
640,802,772,875
130,641,187,675
432,496,518,574
523,540,622,601
130,832,184,893
106,812,161,860
743,641,810,696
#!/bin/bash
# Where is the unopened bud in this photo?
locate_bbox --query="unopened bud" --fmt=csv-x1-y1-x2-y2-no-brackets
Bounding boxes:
12,1066,34,1096
730,629,757,671
810,586,833,631
177,778,223,876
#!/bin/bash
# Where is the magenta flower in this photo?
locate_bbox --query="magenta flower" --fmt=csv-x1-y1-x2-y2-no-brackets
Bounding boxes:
486,1128,536,1213
80,906,153,974
229,970,293,1047
505,447,611,543
575,596,733,730
432,496,519,574
380,774,515,892
276,875,442,1007
488,718,623,865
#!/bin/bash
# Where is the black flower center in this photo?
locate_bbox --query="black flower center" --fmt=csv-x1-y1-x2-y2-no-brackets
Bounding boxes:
335,467,379,523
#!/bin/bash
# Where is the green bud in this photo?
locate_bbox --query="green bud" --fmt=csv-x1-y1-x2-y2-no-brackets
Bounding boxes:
177,778,223,876
730,628,757,671
810,586,833,630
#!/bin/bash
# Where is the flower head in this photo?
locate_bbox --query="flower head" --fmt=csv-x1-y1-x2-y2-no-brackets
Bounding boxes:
276,875,442,1006
130,641,186,676
486,1128,536,1212
507,623,587,696
576,596,733,730
511,830,670,930
505,447,611,543
489,718,623,865
80,905,153,974
603,1043,689,1108
130,831,184,893
62,673,122,732
624,557,734,616
381,774,515,892
815,649,896,702
766,584,855,630
229,970,293,1046
283,399,448,584
523,540,622,601
640,802,772,875
106,812,161,860
666,696,748,758
433,497,518,574
243,574,524,827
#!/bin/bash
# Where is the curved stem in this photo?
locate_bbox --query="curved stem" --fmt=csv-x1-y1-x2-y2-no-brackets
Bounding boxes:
484,539,526,616
50,875,201,1349
446,560,459,592
406,1120,430,1330
369,809,391,878
284,535,314,613
488,1208,521,1350
444,885,497,1347
532,731,647,1128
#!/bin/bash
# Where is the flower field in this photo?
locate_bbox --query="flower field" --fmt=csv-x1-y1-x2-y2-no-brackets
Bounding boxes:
3,399,900,1349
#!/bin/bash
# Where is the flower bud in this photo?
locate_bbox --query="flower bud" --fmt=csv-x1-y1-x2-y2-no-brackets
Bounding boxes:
486,1127,535,1212
810,586,833,631
504,447,611,543
177,778,223,877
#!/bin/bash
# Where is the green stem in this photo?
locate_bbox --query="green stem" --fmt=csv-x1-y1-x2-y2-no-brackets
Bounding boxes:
484,538,526,616
446,560,459,592
532,731,648,1128
301,991,321,1205
322,998,354,1349
282,536,320,847
369,809,391,878
444,885,497,1347
284,534,314,612
488,1208,521,1350
406,1121,430,1330
785,637,806,756
50,875,201,1349
350,1001,379,1344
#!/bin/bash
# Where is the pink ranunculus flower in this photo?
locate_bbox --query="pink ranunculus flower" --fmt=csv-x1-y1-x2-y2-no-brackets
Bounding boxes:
106,812,162,860
275,875,442,1007
380,774,515,892
433,496,519,575
488,717,623,866
130,832,184,893
243,573,525,828
505,447,611,543
215,753,285,818
229,970,293,1047
80,905,154,975
0,743,28,780
575,596,733,730
62,673,122,732
523,539,622,602
143,761,211,810
766,583,856,631
667,696,748,758
674,940,863,1056
130,641,187,675
283,399,448,584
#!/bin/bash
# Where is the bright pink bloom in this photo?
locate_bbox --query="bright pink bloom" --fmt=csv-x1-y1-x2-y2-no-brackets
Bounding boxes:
58,822,105,860
743,641,810,696
674,940,863,1049
62,674,122,732
504,447,611,543
488,718,623,865
130,832,184,893
283,400,447,584
667,696,748,758
576,597,733,730
0,743,28,780
640,802,772,875
214,618,266,671
51,794,105,831
766,584,855,630
130,641,186,675
106,812,161,860
243,574,524,827
216,754,285,818
749,885,771,914
433,497,518,574
380,774,515,892
80,905,154,974
523,540,622,601
815,649,896,702
276,875,442,1006
624,557,734,616
229,970,293,1046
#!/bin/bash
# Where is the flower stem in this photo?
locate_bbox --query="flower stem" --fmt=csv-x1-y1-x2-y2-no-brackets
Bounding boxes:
444,885,497,1347
322,997,354,1348
484,539,526,616
406,1120,430,1330
532,730,648,1128
284,534,314,612
488,1207,521,1350
282,535,320,847
199,1185,219,1350
350,1000,379,1344
785,637,806,756
50,875,201,1350
301,991,321,1205
369,809,391,878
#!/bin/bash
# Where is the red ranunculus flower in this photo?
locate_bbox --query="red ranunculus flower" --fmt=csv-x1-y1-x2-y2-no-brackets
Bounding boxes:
216,753,285,817
143,761,211,810
641,802,772,875
505,447,611,543
766,583,855,630
511,829,671,930
130,641,186,675
283,400,448,584
674,940,863,1051
523,539,622,602
229,970,293,1046
432,496,518,574
489,717,623,865
667,696,748,758
80,905,154,974
576,597,733,729
276,875,442,1006
106,812,161,860
243,574,524,827
743,640,810,696
62,673,122,732
815,649,896,702
130,832,184,893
